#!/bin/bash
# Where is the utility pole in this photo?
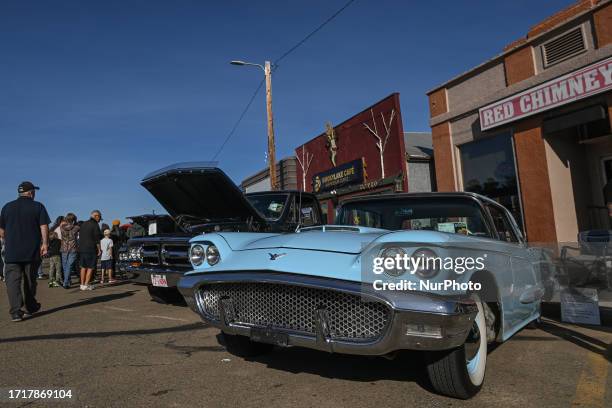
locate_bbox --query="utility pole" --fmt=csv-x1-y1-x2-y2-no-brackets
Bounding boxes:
230,59,278,190
264,61,277,190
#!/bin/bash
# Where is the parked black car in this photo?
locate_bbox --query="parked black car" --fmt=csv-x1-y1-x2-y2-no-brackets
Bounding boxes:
121,163,324,304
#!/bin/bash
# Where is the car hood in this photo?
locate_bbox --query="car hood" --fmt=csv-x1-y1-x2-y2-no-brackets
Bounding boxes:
141,163,266,228
216,226,462,255
218,226,391,254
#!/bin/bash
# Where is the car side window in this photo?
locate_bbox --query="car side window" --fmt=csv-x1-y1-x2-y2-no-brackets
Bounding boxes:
297,196,320,226
487,204,518,243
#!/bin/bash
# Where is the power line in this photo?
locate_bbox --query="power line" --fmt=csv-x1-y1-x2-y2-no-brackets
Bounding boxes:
211,78,264,161
210,0,356,161
273,0,356,66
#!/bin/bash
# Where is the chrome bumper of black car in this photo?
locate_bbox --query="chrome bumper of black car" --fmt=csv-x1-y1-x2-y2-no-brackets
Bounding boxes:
125,264,187,287
178,272,477,355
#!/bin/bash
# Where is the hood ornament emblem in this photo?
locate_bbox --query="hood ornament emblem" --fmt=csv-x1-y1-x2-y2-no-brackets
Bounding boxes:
269,253,287,261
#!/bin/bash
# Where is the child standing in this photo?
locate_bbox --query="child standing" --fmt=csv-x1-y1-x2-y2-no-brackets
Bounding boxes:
100,229,115,284
47,231,62,287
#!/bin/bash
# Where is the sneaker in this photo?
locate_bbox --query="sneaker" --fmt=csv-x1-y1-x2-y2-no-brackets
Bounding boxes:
48,281,53,288
11,313,24,322
52,281,61,288
108,279,117,284
63,284,71,289
85,284,95,290
24,303,41,318
79,285,86,290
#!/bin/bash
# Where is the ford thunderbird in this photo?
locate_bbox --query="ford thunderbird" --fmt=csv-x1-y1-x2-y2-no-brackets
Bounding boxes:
178,192,545,399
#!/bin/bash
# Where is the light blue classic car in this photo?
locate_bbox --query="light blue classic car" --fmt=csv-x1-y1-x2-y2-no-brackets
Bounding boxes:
178,192,545,399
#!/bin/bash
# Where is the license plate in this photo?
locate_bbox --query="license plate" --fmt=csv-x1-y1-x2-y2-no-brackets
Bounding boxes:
250,327,289,346
151,274,168,287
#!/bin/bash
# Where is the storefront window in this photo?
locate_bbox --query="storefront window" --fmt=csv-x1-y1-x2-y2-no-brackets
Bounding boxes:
460,132,523,231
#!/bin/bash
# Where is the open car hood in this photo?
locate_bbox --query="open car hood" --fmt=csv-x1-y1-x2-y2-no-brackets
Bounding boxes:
141,163,266,229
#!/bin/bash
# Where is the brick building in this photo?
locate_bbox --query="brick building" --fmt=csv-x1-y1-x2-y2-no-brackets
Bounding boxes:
427,0,612,243
242,93,435,223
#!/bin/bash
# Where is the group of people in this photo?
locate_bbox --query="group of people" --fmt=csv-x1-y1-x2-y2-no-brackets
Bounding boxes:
44,211,125,290
0,181,126,322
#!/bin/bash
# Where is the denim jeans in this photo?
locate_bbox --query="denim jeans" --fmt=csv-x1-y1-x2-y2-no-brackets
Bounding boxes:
61,252,77,287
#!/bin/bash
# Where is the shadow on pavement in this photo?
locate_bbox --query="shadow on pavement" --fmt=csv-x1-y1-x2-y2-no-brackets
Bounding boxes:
227,337,434,391
0,322,208,344
31,290,140,319
538,320,611,362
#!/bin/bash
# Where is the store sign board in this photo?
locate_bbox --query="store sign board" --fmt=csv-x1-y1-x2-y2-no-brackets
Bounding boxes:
312,158,364,193
560,288,601,325
479,56,612,130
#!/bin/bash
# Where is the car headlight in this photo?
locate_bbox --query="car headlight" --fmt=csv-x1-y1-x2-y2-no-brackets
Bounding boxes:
380,246,407,277
128,246,142,261
206,245,220,266
190,244,205,266
412,248,440,279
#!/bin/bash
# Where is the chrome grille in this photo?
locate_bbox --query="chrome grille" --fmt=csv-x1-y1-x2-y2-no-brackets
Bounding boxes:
141,244,160,265
161,244,190,267
135,243,190,267
197,282,390,341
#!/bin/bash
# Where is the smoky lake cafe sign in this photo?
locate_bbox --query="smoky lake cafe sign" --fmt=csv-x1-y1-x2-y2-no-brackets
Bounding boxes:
479,56,612,130
312,158,365,193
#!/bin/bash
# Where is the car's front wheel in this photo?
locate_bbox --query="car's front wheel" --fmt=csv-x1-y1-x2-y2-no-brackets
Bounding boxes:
425,296,488,399
219,332,274,358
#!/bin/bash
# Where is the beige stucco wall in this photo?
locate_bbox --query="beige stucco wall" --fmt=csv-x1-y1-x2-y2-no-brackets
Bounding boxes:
544,134,580,242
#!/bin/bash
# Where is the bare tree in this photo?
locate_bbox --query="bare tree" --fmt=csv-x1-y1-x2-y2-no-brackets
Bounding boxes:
363,108,395,178
296,145,314,191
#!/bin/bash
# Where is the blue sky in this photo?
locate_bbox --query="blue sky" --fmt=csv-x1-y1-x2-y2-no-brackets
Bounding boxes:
1,0,574,222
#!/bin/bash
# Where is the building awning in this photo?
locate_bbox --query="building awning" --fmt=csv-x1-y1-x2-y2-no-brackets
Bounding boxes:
542,105,607,134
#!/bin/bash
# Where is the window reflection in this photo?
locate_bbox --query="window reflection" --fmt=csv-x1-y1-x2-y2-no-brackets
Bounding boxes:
460,132,523,231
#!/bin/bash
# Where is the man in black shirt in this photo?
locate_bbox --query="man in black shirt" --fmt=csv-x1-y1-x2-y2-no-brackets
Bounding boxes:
0,181,51,321
79,210,102,290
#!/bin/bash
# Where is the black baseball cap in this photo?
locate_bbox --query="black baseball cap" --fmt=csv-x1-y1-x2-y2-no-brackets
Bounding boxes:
18,181,40,193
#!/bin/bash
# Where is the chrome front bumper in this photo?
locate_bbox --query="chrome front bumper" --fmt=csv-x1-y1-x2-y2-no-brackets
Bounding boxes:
178,272,477,355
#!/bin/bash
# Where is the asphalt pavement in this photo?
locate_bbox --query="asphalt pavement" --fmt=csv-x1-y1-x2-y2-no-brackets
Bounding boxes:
0,280,611,407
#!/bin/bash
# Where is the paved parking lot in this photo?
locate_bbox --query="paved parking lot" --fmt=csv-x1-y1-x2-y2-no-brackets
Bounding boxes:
0,281,611,407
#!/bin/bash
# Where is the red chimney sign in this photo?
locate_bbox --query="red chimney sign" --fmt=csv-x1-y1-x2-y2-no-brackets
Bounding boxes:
479,56,612,130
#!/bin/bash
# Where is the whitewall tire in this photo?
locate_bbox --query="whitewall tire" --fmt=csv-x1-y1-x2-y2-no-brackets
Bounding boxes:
426,295,488,399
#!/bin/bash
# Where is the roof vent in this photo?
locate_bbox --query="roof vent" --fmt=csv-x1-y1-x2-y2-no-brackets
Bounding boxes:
542,27,585,67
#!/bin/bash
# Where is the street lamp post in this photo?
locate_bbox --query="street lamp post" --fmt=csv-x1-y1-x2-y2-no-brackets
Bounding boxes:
230,60,278,190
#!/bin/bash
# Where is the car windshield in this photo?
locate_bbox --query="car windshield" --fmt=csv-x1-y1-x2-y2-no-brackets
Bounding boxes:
246,193,289,221
336,196,490,237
